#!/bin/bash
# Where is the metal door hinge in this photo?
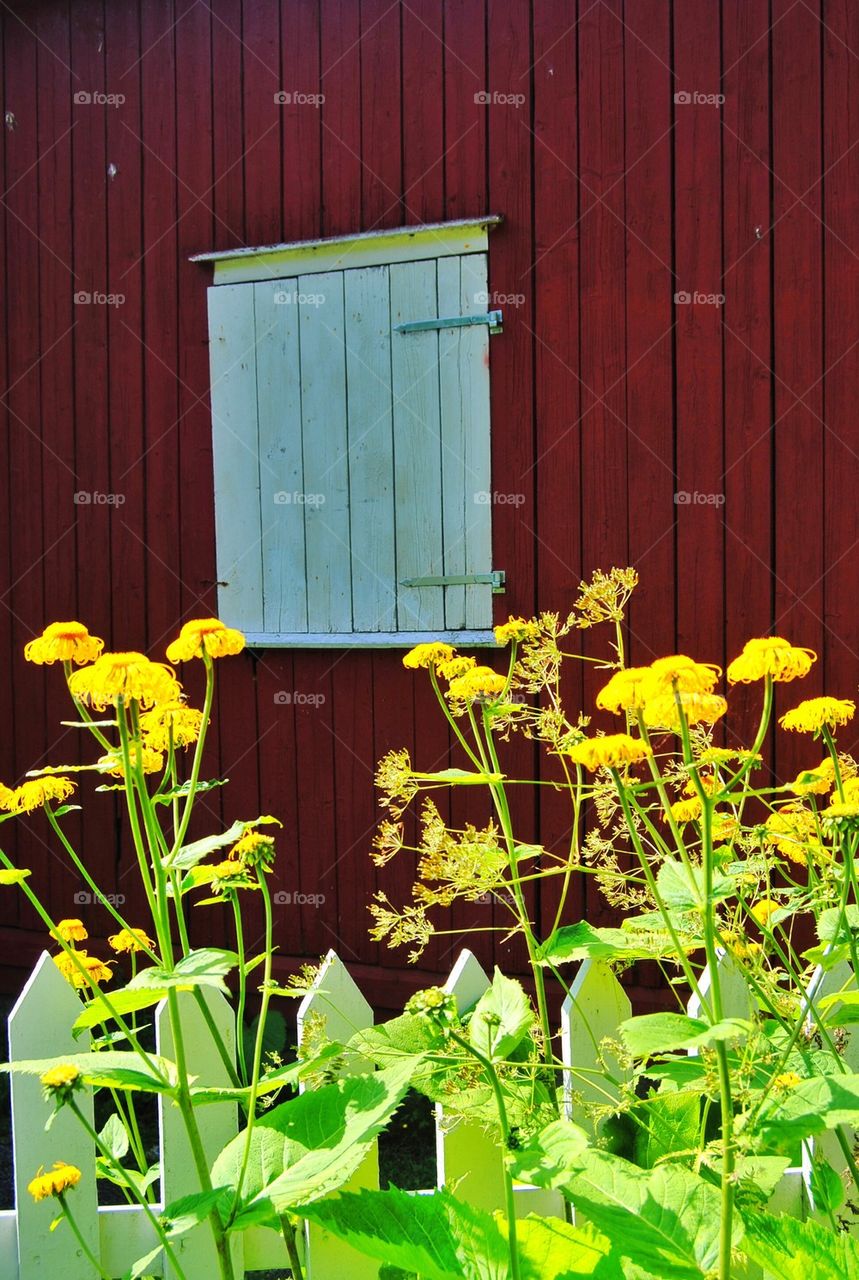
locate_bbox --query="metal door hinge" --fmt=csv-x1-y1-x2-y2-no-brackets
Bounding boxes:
400,570,505,593
394,310,502,335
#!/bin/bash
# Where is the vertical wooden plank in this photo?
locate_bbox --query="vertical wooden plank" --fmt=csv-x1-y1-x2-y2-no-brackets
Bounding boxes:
437,257,467,629
319,0,360,241
673,2,725,679
156,988,242,1280
344,265,397,632
444,0,487,222
207,284,264,633
297,952,379,1280
390,260,445,631
255,278,308,634
722,0,775,752
561,959,630,1132
211,0,245,248
242,0,282,248
299,270,352,633
402,0,444,224
532,0,584,945
360,0,402,228
822,0,859,746
9,954,98,1280
280,0,321,242
771,0,824,782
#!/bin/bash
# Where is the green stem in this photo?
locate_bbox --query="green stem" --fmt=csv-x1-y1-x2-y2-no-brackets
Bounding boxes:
281,1215,306,1280
57,1193,112,1280
169,653,216,860
232,892,248,1086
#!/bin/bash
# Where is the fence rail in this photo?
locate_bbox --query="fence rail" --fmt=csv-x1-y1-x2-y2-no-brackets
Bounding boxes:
0,947,852,1278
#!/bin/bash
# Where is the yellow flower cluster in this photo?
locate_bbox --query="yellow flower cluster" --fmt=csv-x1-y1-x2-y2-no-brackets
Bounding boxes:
494,617,540,645
108,927,154,954
166,618,245,663
446,666,507,702
28,1162,82,1202
53,950,113,988
643,655,722,698
790,759,835,796
0,776,76,814
138,701,204,752
727,637,816,684
749,898,781,928
764,806,822,865
437,656,476,681
40,1064,81,1096
669,795,703,825
51,918,88,943
566,733,652,772
595,667,651,714
97,745,164,778
230,829,276,868
642,691,728,731
69,652,180,710
780,697,856,735
402,642,456,670
24,621,104,666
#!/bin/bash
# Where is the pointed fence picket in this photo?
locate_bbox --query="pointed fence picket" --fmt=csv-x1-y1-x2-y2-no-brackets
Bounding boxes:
0,947,854,1279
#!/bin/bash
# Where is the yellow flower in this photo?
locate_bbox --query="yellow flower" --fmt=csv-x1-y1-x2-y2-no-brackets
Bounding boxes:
727,637,816,685
138,701,204,752
821,800,859,831
840,777,859,804
641,655,722,700
494,617,539,645
711,812,739,842
446,666,508,702
773,1071,802,1090
230,829,276,868
0,777,76,813
53,951,113,989
69,652,181,710
402,642,456,671
40,1064,81,1097
565,733,652,772
166,617,245,663
28,1162,82,1201
780,697,856,735
24,621,104,667
669,795,703,825
721,932,762,961
51,919,88,944
764,806,822,865
97,745,164,778
790,759,836,796
108,927,155,954
436,656,476,681
207,859,251,892
595,667,652,714
749,899,781,928
642,691,728,731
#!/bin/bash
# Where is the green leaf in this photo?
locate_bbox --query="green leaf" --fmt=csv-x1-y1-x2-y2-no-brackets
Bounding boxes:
817,904,859,946
631,1091,702,1169
152,778,227,806
1,1051,177,1093
515,1214,623,1279
73,987,169,1031
242,1007,286,1079
469,968,532,1061
808,1156,845,1217
129,1244,165,1279
212,1058,419,1228
508,1119,590,1188
740,1210,859,1280
410,768,504,785
167,821,246,870
537,921,680,965
656,859,733,912
98,1113,129,1162
127,948,238,994
754,1072,859,1147
161,1187,232,1238
619,1012,750,1058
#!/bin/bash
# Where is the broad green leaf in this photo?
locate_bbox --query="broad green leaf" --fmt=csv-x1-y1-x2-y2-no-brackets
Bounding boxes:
619,1012,750,1057
242,1007,286,1078
515,1214,623,1279
410,768,503,785
152,778,227,806
351,1014,453,1101
161,1187,232,1238
816,904,859,946
130,1245,164,1279
98,1113,129,1162
655,860,733,912
537,921,679,965
632,1091,702,1169
192,1044,345,1105
469,968,532,1061
0,867,31,885
508,1119,590,1188
73,986,169,1031
1,1050,177,1093
740,1209,859,1280
212,1057,419,1228
808,1156,845,1217
166,821,246,870
754,1072,859,1147
127,948,238,994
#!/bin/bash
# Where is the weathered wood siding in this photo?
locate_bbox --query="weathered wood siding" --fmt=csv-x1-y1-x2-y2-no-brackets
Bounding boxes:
0,0,857,1009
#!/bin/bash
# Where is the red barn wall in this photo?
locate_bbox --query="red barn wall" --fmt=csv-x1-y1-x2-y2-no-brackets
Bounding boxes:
1,0,857,1010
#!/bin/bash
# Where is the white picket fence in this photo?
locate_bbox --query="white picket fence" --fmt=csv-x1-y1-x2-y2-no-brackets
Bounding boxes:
0,946,854,1279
